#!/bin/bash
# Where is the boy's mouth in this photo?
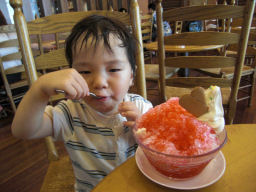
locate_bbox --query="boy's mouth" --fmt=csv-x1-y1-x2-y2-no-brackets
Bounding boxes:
89,92,103,99
96,96,108,101
91,94,107,100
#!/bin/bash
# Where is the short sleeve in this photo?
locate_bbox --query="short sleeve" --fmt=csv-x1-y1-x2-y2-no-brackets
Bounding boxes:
126,94,153,114
45,104,70,141
138,99,152,115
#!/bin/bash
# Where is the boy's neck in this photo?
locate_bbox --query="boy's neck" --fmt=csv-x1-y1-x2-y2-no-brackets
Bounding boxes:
83,101,119,118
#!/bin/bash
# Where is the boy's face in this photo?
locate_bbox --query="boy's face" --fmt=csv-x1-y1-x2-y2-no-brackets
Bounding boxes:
72,34,133,115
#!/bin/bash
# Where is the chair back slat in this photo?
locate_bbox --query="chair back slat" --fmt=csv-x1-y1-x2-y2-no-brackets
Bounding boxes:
165,56,236,68
166,77,232,88
228,44,256,56
34,49,69,70
141,22,152,28
164,32,240,45
142,28,151,34
5,65,25,75
0,24,16,33
0,39,20,47
163,5,244,21
2,52,22,62
27,11,131,35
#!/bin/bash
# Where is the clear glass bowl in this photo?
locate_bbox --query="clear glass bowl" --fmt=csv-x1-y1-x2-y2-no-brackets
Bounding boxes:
133,127,227,179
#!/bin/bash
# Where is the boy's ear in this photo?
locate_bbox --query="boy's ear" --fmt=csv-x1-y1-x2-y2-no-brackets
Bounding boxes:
129,79,134,87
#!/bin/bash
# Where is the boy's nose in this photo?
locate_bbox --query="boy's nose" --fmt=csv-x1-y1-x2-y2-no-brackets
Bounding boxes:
92,73,108,89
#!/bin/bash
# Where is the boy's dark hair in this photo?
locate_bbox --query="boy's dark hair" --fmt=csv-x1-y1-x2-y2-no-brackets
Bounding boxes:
65,15,137,74
148,3,156,11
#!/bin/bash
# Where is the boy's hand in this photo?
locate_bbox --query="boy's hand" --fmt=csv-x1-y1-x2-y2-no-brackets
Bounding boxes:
118,101,141,128
36,69,89,100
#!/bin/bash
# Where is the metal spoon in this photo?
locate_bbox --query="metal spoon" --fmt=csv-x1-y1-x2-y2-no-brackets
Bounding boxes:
55,89,102,99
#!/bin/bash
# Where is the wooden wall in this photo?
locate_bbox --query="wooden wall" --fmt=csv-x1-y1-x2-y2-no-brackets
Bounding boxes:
38,0,149,17
147,0,254,9
161,0,185,10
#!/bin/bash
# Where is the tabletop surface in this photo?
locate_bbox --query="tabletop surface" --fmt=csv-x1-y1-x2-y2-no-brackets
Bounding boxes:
144,41,223,52
92,124,256,192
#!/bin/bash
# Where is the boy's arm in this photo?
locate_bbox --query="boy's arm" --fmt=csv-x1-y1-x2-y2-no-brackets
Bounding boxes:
11,81,53,139
11,69,89,139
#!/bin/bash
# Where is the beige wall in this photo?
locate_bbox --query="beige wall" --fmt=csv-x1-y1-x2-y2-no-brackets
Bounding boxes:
205,0,217,4
138,0,149,15
189,0,205,5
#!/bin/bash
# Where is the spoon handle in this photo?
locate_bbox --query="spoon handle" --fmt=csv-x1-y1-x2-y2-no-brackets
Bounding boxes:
55,89,100,99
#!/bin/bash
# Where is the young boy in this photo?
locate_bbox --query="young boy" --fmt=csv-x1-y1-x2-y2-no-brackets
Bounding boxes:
11,15,152,191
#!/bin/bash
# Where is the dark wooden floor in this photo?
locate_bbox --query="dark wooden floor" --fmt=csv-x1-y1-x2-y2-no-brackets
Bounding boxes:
0,80,255,192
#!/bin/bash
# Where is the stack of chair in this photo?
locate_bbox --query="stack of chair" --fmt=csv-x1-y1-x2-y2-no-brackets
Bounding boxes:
173,21,183,34
155,0,255,124
141,13,178,89
225,17,256,107
0,24,28,114
141,13,153,63
10,0,147,191
200,15,256,107
223,45,256,107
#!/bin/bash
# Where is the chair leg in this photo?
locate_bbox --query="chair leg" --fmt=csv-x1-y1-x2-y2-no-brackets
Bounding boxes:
149,51,153,64
0,105,8,119
9,97,17,113
5,86,17,113
226,99,237,125
248,72,255,107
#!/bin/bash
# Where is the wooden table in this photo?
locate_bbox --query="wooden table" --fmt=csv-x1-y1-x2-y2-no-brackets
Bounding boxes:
92,124,256,192
144,42,223,53
144,42,223,77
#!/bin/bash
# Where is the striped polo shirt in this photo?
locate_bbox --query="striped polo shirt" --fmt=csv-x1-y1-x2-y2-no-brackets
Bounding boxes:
45,93,152,192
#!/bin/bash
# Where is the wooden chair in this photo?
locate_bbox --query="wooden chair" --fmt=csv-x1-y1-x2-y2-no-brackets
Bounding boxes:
222,44,256,107
173,21,183,34
155,0,255,124
198,37,256,107
200,17,256,107
140,14,178,86
141,14,153,63
10,0,146,191
0,24,28,113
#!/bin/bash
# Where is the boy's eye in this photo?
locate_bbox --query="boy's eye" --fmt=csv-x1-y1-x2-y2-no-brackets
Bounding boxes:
79,71,91,74
109,69,121,72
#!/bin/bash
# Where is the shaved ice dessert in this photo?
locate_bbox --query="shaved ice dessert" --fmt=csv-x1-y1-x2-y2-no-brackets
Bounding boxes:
134,86,227,179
